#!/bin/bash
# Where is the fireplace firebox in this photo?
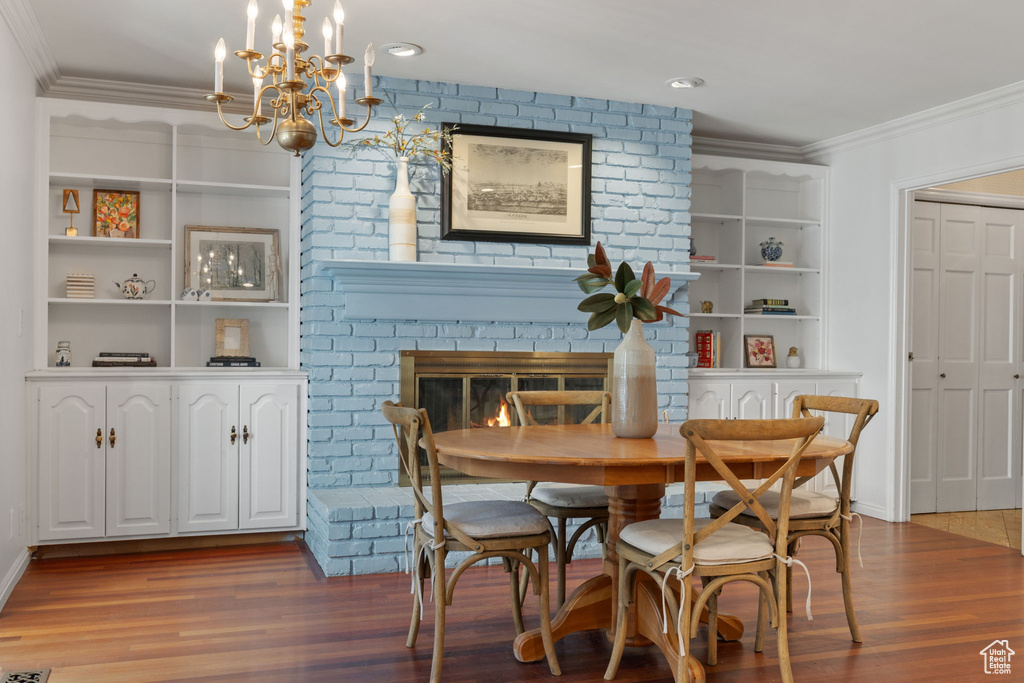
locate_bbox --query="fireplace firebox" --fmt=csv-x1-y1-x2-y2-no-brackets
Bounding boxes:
398,350,613,485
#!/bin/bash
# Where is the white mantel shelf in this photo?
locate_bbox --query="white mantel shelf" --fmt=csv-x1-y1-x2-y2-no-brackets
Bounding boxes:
319,260,700,324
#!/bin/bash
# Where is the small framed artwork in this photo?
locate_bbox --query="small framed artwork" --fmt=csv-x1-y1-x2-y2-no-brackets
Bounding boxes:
93,189,140,238
744,335,777,368
215,318,250,357
440,123,592,245
185,225,282,302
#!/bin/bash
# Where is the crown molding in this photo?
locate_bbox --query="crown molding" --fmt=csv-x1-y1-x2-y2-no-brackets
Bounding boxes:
43,75,253,115
0,0,59,90
692,135,805,163
803,80,1024,161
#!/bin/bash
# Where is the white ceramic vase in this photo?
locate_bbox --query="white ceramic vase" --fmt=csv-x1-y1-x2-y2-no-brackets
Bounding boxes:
611,318,659,438
389,156,417,261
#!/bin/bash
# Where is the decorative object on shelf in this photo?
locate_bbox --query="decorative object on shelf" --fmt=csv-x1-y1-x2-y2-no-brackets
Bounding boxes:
686,351,699,368
575,242,684,439
185,225,282,301
62,189,80,236
180,288,199,301
356,103,454,261
689,236,696,257
216,318,251,358
759,236,784,262
743,334,777,368
700,300,713,314
745,299,797,315
199,289,213,301
93,189,140,238
66,273,95,299
204,0,380,156
114,273,156,299
694,330,720,368
92,352,156,368
441,123,593,245
207,355,261,367
787,346,801,368
54,341,71,367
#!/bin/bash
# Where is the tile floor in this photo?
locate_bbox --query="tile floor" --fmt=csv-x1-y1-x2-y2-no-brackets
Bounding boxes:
910,508,1022,549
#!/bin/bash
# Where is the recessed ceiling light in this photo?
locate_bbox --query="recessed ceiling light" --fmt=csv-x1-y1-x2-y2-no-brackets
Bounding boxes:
666,77,704,89
381,42,423,57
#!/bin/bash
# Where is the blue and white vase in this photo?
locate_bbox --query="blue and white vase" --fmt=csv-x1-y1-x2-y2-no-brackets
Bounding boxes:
760,237,784,262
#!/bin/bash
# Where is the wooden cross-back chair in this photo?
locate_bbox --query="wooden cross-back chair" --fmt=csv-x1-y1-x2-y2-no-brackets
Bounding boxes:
708,395,878,642
506,389,611,607
605,417,824,683
381,401,560,683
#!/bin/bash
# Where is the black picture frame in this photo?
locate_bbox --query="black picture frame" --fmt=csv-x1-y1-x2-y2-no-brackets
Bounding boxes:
440,123,592,245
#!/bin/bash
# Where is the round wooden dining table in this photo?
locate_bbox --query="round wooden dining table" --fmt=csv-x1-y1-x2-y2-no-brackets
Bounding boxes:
430,421,853,682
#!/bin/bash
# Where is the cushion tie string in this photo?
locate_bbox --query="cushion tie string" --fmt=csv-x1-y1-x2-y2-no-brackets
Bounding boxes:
840,512,864,568
659,563,695,659
405,519,446,621
403,519,423,575
774,554,813,621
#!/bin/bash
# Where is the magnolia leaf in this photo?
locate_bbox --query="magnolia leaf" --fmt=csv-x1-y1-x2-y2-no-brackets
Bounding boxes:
640,262,655,299
614,261,635,292
631,296,658,321
577,293,616,312
588,265,613,278
649,277,671,306
616,301,634,334
587,254,596,268
579,280,609,294
656,304,685,318
594,241,611,269
623,278,642,299
588,307,618,331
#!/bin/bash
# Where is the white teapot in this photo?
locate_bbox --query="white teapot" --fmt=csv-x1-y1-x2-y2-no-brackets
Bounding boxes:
115,273,156,299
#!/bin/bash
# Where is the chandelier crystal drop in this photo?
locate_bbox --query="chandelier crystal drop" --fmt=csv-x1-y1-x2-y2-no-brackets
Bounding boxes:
205,0,379,156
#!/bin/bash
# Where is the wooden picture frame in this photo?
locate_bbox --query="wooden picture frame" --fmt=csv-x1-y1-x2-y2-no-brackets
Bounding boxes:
440,123,592,245
184,225,282,302
93,189,140,238
744,335,777,368
215,318,250,357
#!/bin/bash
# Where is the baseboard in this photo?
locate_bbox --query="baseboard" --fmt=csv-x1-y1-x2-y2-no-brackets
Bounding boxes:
851,500,892,521
33,531,302,560
0,547,30,613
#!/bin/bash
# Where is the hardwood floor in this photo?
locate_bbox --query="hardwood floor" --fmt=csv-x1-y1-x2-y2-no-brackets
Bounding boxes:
911,509,1022,550
1,518,1022,682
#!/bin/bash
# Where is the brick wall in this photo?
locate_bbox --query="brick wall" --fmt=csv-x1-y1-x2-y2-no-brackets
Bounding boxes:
301,76,697,575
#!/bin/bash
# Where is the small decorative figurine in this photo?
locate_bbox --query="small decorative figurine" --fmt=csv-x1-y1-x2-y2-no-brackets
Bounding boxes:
62,189,80,236
55,341,72,367
760,236,784,262
787,346,801,368
180,288,199,301
700,300,713,314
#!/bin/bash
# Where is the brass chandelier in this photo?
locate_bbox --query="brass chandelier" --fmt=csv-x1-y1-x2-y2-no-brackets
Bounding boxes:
206,0,379,156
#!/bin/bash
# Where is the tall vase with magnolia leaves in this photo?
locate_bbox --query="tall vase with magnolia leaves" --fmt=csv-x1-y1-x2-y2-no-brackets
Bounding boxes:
611,318,658,438
389,156,417,261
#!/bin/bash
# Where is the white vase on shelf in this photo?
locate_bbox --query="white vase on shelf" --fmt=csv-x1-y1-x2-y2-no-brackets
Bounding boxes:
388,156,417,261
611,319,659,439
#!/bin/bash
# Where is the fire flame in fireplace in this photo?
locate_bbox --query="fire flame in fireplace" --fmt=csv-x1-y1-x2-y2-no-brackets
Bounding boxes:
485,397,512,427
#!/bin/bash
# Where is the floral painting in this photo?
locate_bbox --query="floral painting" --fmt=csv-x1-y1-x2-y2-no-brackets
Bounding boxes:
744,335,777,368
93,189,140,238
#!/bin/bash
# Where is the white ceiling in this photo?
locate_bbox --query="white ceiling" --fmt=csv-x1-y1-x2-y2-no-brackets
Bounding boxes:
24,0,1024,147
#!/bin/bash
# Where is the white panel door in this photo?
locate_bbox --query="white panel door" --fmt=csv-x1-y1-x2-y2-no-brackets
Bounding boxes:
37,384,106,540
910,201,942,513
975,207,1021,509
731,382,771,419
936,203,982,512
106,384,171,537
177,384,239,532
687,382,730,419
239,384,298,529
773,381,817,419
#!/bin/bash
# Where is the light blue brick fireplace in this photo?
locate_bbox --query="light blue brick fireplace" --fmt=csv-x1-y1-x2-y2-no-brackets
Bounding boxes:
300,76,707,576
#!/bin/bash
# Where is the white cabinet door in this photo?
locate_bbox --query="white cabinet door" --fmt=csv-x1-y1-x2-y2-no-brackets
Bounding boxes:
106,385,171,537
177,385,239,533
239,384,298,529
774,381,817,419
687,382,731,419
731,382,771,419
38,384,106,540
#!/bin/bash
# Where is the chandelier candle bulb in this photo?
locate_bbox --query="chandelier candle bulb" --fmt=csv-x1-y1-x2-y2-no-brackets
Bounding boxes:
271,13,282,52
252,75,263,116
283,28,295,80
322,18,332,60
364,43,374,96
245,0,258,50
214,38,226,93
337,70,346,118
333,1,344,54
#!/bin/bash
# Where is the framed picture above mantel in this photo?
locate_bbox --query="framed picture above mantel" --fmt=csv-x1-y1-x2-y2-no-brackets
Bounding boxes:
440,123,592,245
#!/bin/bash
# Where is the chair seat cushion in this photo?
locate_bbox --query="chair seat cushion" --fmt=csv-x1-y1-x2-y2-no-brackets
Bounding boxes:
712,489,839,519
531,483,609,509
620,518,774,566
423,500,550,539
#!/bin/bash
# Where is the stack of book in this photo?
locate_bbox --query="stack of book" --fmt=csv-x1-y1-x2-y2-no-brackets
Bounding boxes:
207,356,261,367
745,299,797,315
92,352,156,367
761,261,794,268
694,330,721,368
690,254,717,264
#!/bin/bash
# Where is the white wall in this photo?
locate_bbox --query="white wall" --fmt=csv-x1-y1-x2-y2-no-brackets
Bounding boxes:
813,99,1024,521
0,14,37,608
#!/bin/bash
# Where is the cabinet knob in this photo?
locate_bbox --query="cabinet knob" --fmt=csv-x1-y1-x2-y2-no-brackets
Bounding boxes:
109,428,116,448
939,373,946,378
230,426,237,445
96,428,103,449
1016,374,1021,380
243,425,250,444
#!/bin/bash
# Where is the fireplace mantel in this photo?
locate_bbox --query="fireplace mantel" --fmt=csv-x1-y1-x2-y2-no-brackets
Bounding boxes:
320,260,699,323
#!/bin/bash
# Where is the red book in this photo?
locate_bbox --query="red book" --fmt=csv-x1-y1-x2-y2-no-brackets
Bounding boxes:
695,331,714,368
